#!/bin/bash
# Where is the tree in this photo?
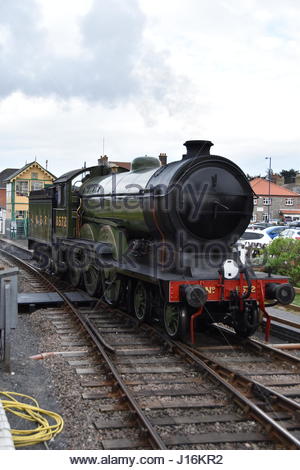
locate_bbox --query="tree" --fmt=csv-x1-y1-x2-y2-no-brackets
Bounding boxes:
246,173,261,181
263,238,300,286
280,169,298,184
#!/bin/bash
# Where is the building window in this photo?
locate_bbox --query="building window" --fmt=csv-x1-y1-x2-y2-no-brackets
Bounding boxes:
31,181,43,191
31,172,38,179
285,198,294,206
263,197,272,205
16,210,26,219
263,213,269,222
16,181,29,196
253,198,258,205
57,185,66,207
251,214,257,222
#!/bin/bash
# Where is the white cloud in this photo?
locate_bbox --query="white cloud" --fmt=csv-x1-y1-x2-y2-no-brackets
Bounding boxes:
0,0,185,106
0,92,187,176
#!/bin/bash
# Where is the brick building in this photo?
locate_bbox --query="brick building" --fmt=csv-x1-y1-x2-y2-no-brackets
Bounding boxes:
250,177,300,223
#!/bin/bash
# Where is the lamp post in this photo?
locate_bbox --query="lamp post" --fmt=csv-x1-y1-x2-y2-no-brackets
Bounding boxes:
265,156,272,223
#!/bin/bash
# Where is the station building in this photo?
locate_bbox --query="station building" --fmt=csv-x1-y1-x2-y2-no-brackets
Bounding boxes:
4,161,55,239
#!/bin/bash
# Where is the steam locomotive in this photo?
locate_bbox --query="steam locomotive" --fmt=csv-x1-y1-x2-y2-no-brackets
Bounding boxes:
28,140,295,341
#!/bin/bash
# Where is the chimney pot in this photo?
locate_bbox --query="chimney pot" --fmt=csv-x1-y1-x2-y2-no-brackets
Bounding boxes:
159,152,167,166
98,155,109,166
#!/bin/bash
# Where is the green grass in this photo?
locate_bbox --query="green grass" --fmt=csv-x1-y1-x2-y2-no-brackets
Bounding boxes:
293,294,300,306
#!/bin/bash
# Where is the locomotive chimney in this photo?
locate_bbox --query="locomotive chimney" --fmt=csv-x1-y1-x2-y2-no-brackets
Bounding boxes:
183,140,213,159
158,152,167,166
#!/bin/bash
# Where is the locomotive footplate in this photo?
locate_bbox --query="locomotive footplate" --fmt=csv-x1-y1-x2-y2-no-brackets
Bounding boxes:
168,273,292,303
168,273,294,344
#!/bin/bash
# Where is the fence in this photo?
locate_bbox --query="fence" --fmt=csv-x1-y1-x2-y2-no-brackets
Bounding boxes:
5,219,28,239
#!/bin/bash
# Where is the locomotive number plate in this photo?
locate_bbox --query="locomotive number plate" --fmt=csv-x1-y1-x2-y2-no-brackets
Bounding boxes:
56,215,67,228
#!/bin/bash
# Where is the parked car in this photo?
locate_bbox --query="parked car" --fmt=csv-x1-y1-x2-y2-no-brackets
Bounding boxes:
279,228,300,240
238,229,273,247
248,223,270,230
288,221,300,228
262,226,287,239
268,219,281,225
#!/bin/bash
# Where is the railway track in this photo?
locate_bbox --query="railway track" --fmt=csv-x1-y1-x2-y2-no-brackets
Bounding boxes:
1,246,300,449
183,326,300,439
0,240,33,262
75,304,300,449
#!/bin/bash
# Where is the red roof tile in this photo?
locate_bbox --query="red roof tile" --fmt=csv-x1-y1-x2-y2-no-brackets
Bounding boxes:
250,178,300,197
110,161,131,170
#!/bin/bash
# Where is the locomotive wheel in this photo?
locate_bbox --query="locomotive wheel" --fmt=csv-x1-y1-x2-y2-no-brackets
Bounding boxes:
68,267,82,288
52,247,67,277
103,280,121,307
133,282,151,322
124,278,134,314
83,266,102,297
163,303,188,339
234,303,259,338
96,225,128,307
33,245,50,271
67,246,87,287
103,276,121,306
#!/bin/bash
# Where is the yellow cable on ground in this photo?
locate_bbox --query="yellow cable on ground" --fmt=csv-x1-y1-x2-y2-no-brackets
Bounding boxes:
0,391,64,447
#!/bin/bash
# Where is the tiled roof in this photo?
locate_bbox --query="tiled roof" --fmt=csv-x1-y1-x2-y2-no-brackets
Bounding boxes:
0,168,19,188
250,177,300,197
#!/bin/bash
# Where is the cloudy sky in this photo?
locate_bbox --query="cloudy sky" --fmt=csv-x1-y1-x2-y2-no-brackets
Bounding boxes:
0,0,300,177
